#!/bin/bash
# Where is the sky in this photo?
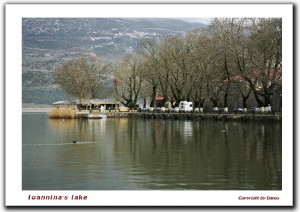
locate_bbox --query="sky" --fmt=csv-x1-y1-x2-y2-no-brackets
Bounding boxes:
177,18,212,24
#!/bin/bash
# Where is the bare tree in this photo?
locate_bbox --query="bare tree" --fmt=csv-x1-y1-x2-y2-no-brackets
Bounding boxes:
111,18,282,112
55,56,110,103
139,39,162,108
208,18,243,110
248,18,282,108
55,57,90,103
156,35,197,105
87,55,111,98
113,53,145,108
186,30,213,109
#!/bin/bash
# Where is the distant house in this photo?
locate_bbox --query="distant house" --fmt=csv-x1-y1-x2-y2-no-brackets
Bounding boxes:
155,96,165,107
231,66,282,91
90,98,120,111
154,96,175,108
73,98,120,112
72,99,90,110
52,100,78,110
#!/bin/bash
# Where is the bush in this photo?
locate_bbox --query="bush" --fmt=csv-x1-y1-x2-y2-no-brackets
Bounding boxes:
48,107,75,119
126,102,139,110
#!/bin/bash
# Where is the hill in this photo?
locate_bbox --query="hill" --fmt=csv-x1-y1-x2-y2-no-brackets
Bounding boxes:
22,18,206,105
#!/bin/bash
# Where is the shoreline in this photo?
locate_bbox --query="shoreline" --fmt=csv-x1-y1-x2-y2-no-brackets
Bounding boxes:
22,108,52,111
74,111,282,122
23,107,281,121
128,112,282,122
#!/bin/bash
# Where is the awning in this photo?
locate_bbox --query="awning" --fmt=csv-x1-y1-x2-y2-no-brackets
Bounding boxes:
90,98,120,104
52,100,70,105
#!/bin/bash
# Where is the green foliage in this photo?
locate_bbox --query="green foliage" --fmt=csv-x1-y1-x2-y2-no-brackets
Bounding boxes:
126,101,139,110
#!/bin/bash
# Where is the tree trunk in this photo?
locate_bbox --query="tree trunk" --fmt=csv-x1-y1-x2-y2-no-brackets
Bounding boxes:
150,84,157,107
143,97,147,108
242,97,248,108
223,92,228,108
252,89,264,107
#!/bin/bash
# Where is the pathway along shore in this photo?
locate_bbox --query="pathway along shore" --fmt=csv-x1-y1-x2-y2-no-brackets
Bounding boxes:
77,111,282,122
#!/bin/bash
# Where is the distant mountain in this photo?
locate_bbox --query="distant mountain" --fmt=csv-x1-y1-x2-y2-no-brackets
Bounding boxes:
22,18,207,105
22,18,206,59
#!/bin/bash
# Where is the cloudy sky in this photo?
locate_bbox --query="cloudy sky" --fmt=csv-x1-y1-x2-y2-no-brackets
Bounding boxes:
177,18,212,24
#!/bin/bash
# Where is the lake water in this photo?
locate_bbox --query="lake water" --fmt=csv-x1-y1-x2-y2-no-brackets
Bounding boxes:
22,111,282,190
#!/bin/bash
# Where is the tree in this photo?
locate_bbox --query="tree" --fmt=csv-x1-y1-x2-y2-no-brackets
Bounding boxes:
186,30,213,109
208,18,243,109
248,18,282,108
86,55,111,98
113,53,145,107
55,57,90,103
218,18,254,109
156,35,196,105
139,39,162,108
205,18,282,110
215,18,282,109
55,55,109,102
111,18,282,112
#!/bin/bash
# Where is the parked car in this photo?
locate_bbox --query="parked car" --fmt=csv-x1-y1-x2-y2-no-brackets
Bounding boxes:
248,107,260,112
213,107,224,112
141,108,150,112
233,108,244,113
155,107,161,113
218,108,224,112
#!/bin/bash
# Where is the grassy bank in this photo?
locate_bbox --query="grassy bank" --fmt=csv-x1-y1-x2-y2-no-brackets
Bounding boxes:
48,108,75,119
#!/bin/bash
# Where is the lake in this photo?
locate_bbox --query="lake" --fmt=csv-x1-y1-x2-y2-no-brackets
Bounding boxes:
22,111,282,190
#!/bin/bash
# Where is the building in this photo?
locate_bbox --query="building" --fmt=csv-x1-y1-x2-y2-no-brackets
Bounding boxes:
90,98,120,112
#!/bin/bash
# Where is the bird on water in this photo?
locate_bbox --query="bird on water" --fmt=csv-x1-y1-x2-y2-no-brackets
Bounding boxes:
72,141,77,144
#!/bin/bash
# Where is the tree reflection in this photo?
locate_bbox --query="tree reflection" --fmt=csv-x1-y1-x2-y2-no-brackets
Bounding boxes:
37,117,281,190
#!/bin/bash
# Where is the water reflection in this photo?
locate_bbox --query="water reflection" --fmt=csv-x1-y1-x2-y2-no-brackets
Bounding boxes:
23,112,282,190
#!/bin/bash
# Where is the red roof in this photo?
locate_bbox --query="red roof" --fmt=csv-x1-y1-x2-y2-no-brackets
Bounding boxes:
155,96,164,101
231,66,282,82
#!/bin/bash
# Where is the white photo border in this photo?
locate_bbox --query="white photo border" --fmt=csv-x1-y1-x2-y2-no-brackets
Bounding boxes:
5,3,293,206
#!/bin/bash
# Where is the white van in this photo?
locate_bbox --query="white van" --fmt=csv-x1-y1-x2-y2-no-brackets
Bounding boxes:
179,101,193,112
